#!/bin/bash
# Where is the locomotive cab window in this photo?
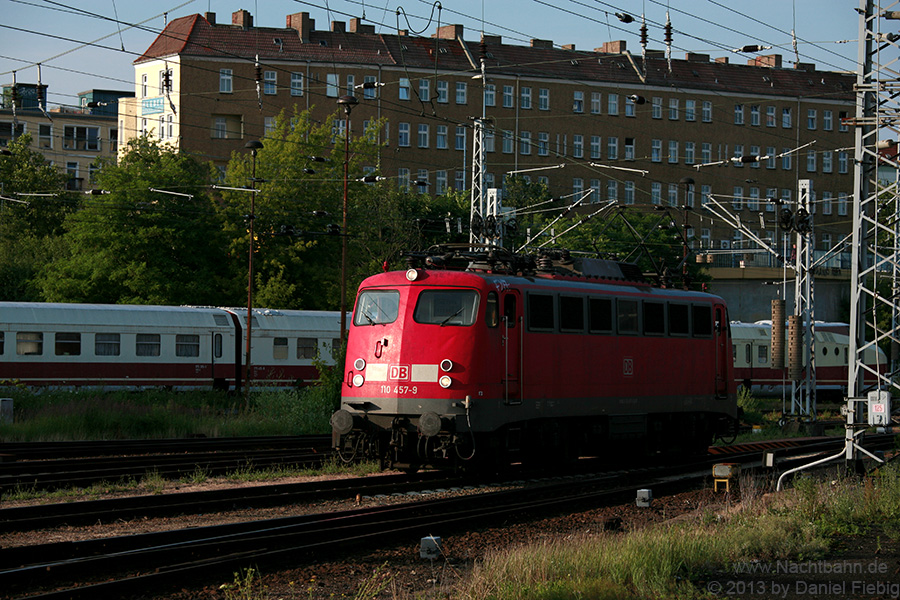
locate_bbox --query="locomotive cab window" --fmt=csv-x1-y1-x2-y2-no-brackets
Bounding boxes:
486,292,499,328
559,295,585,332
55,332,81,356
414,289,479,326
17,332,43,355
354,289,400,326
589,297,613,333
643,301,665,336
668,304,689,336
692,305,713,337
617,299,639,334
527,293,555,331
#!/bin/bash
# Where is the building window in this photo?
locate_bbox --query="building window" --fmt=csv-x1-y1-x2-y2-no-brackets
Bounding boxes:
766,105,776,127
767,146,776,169
733,144,744,166
766,188,778,212
590,179,601,203
807,150,816,172
346,75,355,96
539,88,549,110
748,187,759,210
503,85,514,108
624,137,635,160
264,116,276,136
437,81,448,103
822,191,833,215
624,181,635,204
750,105,760,126
685,141,695,165
399,78,410,100
651,182,662,205
520,131,531,155
839,111,849,132
485,130,495,152
750,145,760,169
590,135,601,159
398,168,410,191
807,109,817,130
607,180,618,201
782,148,792,170
591,92,602,114
38,123,52,149
484,84,495,107
291,73,304,96
520,86,532,109
734,104,745,125
607,93,619,115
732,186,743,210
538,132,550,156
668,140,678,163
502,130,514,153
142,73,148,97
573,90,584,113
669,98,679,120
360,75,377,99
398,122,410,147
326,74,339,97
822,151,833,173
782,108,792,128
417,124,429,148
64,126,100,151
838,151,849,173
455,126,466,150
702,101,712,122
685,99,696,121
607,137,618,160
838,192,848,216
436,170,447,194
651,139,662,162
573,178,583,197
419,79,430,102
668,183,679,207
652,97,663,119
625,95,636,117
456,82,467,104
701,142,712,163
264,70,277,95
823,110,833,131
455,170,466,190
436,125,448,149
417,169,429,193
572,134,583,158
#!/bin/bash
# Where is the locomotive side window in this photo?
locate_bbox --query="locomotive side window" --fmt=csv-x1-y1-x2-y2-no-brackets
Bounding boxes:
503,294,517,327
273,337,288,360
668,304,690,336
414,290,479,326
527,293,555,331
354,290,400,325
486,292,499,328
692,305,713,337
559,295,585,332
176,334,200,357
589,297,613,333
643,301,665,335
95,333,120,356
297,338,317,359
136,333,161,357
617,299,639,334
55,332,81,356
17,332,43,355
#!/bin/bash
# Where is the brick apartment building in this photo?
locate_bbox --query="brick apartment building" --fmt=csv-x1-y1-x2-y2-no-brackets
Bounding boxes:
124,9,858,319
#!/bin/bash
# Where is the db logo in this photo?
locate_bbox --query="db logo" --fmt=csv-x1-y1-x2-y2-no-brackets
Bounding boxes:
389,365,410,381
623,358,634,377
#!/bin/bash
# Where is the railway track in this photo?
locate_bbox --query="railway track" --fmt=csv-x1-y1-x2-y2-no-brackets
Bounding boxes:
2,434,894,600
0,436,333,492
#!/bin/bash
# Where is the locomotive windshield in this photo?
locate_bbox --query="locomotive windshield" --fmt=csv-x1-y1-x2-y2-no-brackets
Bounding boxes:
413,289,480,326
354,290,400,325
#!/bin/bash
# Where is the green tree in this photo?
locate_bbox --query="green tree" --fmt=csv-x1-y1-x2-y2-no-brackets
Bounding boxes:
36,136,235,305
0,134,71,300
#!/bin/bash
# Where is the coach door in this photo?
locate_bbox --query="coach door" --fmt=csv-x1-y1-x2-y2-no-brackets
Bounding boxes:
714,305,729,398
502,291,522,404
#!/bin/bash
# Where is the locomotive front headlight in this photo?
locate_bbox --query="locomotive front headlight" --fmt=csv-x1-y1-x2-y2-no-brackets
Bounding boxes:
406,268,419,281
439,375,452,388
354,358,366,371
352,374,365,387
440,359,453,372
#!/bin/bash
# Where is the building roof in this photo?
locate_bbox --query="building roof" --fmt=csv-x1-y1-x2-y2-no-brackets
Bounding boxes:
136,12,855,102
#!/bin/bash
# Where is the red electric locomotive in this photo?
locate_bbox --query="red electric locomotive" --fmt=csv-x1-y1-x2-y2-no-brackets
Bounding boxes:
332,249,738,471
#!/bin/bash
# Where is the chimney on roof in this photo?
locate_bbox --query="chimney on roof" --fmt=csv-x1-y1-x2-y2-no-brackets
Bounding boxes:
562,44,576,51
715,56,729,64
531,39,554,49
349,18,375,34
435,24,464,40
286,12,315,42
749,54,782,68
795,62,816,72
205,12,216,25
232,9,253,29
331,21,346,33
599,40,626,54
685,52,710,62
481,34,501,46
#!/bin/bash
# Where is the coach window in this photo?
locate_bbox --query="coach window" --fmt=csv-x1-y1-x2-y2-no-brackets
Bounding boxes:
95,333,120,356
744,344,751,365
55,332,81,356
589,297,613,333
273,337,288,360
136,333,161,357
17,332,43,355
668,304,689,336
214,334,223,359
559,295,585,332
176,334,200,357
297,338,317,359
414,289,479,326
692,305,713,337
643,301,665,336
355,289,400,325
527,293,555,331
758,345,768,364
0,331,4,354
485,292,499,328
617,299,639,334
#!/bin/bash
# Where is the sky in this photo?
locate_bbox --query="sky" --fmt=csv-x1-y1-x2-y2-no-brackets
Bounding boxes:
1,0,866,110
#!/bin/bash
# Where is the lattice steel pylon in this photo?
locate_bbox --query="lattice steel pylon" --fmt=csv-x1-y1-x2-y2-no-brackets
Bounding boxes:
846,0,897,460
791,180,816,418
